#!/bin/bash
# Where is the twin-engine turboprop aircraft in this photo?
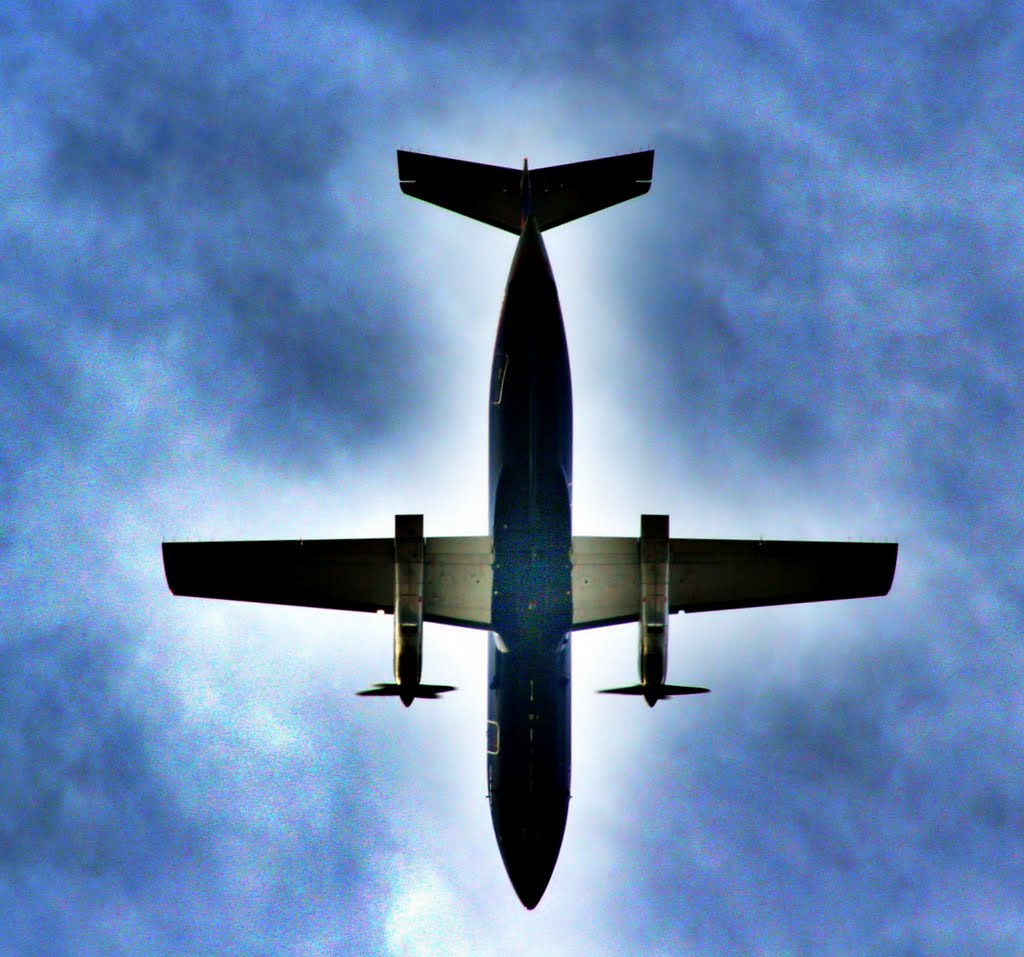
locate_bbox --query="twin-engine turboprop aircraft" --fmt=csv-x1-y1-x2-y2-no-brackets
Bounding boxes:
163,148,898,909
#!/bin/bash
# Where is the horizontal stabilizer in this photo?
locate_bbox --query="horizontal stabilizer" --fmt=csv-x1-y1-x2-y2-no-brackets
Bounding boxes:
530,151,654,231
397,149,654,234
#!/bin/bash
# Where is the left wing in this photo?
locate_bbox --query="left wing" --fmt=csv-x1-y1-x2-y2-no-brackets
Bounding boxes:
162,535,493,629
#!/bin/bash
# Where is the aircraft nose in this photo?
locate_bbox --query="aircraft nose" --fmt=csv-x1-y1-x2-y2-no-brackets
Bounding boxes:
496,808,566,910
503,840,558,910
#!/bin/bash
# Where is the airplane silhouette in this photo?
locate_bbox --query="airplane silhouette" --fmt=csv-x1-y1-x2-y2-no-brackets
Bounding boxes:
163,148,897,908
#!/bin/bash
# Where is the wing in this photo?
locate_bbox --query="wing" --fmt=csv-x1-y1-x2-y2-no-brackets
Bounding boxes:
423,536,493,629
162,535,494,629
163,539,395,614
669,538,898,613
571,536,641,629
571,536,897,629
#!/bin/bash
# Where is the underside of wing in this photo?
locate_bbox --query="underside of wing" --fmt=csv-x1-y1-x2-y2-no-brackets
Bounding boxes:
571,534,898,628
163,531,494,629
163,539,395,613
669,539,898,613
424,536,493,629
571,536,641,629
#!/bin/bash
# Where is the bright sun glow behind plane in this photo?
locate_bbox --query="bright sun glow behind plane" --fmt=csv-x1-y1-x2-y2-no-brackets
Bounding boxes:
331,130,716,921
315,125,683,925
136,123,885,939
138,106,903,939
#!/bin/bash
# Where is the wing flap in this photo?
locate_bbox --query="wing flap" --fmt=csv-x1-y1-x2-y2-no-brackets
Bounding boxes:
424,536,493,629
571,536,640,629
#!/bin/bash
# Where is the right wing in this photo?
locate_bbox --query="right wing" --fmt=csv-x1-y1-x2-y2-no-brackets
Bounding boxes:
571,536,897,629
162,535,494,629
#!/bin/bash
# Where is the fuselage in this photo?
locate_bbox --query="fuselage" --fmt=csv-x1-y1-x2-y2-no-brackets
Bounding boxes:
486,214,573,909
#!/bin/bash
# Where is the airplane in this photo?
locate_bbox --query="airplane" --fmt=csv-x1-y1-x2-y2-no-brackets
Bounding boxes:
162,148,898,910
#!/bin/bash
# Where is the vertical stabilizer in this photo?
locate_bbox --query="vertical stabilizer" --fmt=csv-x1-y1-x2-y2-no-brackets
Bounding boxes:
520,157,533,230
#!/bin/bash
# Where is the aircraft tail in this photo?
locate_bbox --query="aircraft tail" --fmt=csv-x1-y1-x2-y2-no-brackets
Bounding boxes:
397,149,654,234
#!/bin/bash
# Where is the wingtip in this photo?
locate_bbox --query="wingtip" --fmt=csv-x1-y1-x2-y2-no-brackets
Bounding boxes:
161,541,182,595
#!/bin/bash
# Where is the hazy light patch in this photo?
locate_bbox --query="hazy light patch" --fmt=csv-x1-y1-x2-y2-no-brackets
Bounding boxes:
565,625,665,919
363,145,696,931
391,89,628,172
326,52,673,546
367,93,906,941
384,864,472,957
550,204,672,537
571,624,648,814
383,622,491,837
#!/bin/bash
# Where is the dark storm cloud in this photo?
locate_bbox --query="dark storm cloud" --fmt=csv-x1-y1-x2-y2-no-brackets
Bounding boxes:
613,4,1024,516
667,620,1018,949
340,0,656,72
795,2,1015,154
0,620,203,953
2,4,422,951
0,624,197,874
550,4,1023,952
621,128,839,468
5,0,434,475
580,584,1024,954
0,611,397,953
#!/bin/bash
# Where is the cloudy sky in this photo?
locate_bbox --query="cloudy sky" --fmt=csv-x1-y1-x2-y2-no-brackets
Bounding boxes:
4,1,1023,953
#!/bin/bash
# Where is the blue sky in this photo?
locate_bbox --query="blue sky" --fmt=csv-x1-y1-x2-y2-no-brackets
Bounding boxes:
3,1,1023,953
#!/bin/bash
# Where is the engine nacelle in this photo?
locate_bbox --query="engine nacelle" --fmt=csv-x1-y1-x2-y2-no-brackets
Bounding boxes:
394,513,425,690
357,515,455,705
638,513,670,691
600,514,710,705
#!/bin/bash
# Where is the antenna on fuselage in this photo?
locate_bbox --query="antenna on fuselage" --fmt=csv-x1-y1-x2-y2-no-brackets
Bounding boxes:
519,157,534,231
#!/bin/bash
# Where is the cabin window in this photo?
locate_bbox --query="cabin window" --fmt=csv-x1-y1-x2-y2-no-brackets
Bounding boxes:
491,354,509,405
